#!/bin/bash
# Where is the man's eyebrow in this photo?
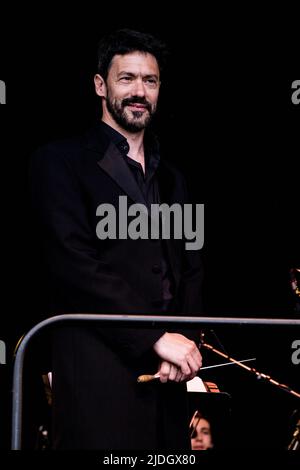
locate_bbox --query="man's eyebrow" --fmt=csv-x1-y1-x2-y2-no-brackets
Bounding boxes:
118,71,136,77
144,74,159,80
117,71,159,79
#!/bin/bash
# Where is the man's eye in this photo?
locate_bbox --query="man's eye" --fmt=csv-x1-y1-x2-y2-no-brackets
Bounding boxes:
146,79,157,85
145,79,158,88
120,76,132,82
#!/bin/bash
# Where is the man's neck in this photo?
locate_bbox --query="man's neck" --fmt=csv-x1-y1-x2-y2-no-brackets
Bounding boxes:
102,117,145,172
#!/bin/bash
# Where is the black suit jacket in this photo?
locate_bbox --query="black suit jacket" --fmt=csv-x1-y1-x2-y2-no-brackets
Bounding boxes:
30,124,203,449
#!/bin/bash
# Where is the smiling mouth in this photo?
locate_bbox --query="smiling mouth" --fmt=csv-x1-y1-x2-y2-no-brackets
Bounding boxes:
127,104,147,110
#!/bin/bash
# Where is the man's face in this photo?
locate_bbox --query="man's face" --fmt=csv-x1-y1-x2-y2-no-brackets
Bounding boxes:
103,51,160,132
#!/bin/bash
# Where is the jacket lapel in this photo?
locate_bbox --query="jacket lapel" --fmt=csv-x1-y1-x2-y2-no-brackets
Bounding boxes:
97,142,148,207
85,125,148,206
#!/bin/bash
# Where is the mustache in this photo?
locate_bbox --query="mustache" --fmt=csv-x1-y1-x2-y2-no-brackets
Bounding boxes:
122,96,151,111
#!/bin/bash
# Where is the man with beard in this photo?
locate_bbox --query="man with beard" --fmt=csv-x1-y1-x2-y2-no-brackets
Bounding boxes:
30,29,203,449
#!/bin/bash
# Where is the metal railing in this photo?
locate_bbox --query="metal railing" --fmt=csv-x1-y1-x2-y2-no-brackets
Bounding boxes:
11,313,300,450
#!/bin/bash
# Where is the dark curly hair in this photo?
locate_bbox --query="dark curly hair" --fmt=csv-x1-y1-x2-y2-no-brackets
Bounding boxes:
96,29,168,80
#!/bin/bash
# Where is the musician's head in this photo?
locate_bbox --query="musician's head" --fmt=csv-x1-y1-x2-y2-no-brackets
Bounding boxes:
190,410,214,450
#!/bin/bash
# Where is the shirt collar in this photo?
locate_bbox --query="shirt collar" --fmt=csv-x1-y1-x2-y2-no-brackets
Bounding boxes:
100,121,129,155
99,120,160,172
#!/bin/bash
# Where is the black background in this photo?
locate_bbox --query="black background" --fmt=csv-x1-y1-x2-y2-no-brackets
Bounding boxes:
0,6,299,453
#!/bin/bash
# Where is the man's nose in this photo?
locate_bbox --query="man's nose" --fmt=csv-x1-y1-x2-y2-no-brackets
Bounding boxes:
132,78,146,97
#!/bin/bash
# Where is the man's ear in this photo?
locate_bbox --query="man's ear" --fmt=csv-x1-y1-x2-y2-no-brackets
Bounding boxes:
94,74,107,98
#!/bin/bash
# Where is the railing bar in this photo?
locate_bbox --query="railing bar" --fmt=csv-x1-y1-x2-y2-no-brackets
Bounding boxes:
11,314,300,449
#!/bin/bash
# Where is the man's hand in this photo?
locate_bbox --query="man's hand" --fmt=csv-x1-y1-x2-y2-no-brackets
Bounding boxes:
156,360,189,383
153,332,202,379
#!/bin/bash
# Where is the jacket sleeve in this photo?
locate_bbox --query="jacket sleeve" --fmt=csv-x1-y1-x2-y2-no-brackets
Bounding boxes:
30,145,165,359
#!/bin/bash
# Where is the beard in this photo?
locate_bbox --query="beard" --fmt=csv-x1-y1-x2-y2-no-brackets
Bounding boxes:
105,92,157,133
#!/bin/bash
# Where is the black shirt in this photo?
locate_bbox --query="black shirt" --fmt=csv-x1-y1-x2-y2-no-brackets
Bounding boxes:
100,121,174,304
